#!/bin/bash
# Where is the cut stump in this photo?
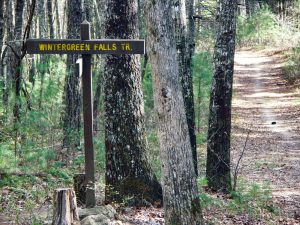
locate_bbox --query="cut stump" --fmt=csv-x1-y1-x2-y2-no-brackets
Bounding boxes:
53,188,80,225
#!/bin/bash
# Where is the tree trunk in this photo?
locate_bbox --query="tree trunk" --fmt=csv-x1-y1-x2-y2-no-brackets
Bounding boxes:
0,0,4,57
54,0,61,39
174,0,198,176
73,173,86,205
104,0,162,205
3,0,13,106
38,0,46,109
47,0,54,38
0,0,4,99
206,0,237,192
145,1,203,224
52,188,80,225
13,0,25,121
185,0,197,176
83,0,92,21
62,0,82,152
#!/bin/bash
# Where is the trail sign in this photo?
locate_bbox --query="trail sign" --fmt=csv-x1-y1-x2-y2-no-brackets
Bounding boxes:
26,21,145,208
26,39,145,54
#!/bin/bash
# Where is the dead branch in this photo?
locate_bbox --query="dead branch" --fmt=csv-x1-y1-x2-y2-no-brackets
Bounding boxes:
233,129,251,191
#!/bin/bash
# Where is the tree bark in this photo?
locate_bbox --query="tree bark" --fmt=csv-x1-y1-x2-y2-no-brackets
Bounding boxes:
145,1,203,224
104,0,162,205
206,0,237,192
52,188,80,225
62,0,82,151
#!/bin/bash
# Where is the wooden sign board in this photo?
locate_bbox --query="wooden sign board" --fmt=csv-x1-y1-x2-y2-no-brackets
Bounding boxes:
26,39,145,54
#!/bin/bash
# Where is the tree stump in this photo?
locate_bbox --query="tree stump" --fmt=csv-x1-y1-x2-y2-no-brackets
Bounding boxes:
73,173,86,205
53,188,80,225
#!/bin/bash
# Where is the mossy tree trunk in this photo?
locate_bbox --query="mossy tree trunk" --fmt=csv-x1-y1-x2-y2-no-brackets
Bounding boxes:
206,0,237,192
145,0,203,224
104,0,162,205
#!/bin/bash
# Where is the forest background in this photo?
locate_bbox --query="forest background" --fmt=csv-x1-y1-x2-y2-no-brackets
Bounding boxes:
1,0,300,224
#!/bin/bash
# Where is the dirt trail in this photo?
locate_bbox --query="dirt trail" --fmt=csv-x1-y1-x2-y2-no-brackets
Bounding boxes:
232,50,300,219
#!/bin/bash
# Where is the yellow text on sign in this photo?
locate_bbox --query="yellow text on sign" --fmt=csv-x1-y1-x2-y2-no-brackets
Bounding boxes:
38,43,133,52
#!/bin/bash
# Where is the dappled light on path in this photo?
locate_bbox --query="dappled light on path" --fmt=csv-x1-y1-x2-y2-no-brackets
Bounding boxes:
232,50,300,219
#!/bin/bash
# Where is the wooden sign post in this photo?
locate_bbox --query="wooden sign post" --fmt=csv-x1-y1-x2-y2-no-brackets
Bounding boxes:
26,20,145,208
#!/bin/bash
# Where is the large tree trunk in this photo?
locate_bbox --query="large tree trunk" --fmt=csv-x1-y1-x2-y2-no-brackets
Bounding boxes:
145,1,203,224
62,0,82,153
206,0,237,192
104,0,162,205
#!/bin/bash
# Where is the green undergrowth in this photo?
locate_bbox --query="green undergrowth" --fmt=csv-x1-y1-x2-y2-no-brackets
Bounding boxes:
0,172,73,224
283,46,300,84
237,8,300,48
198,177,279,221
193,52,213,145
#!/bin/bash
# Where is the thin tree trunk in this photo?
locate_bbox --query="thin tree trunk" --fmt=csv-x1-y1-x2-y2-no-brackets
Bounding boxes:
47,0,54,38
0,0,4,57
3,0,13,107
38,0,46,109
104,0,162,205
206,0,237,192
145,0,203,224
185,0,197,175
13,0,25,121
54,0,61,39
0,0,5,100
